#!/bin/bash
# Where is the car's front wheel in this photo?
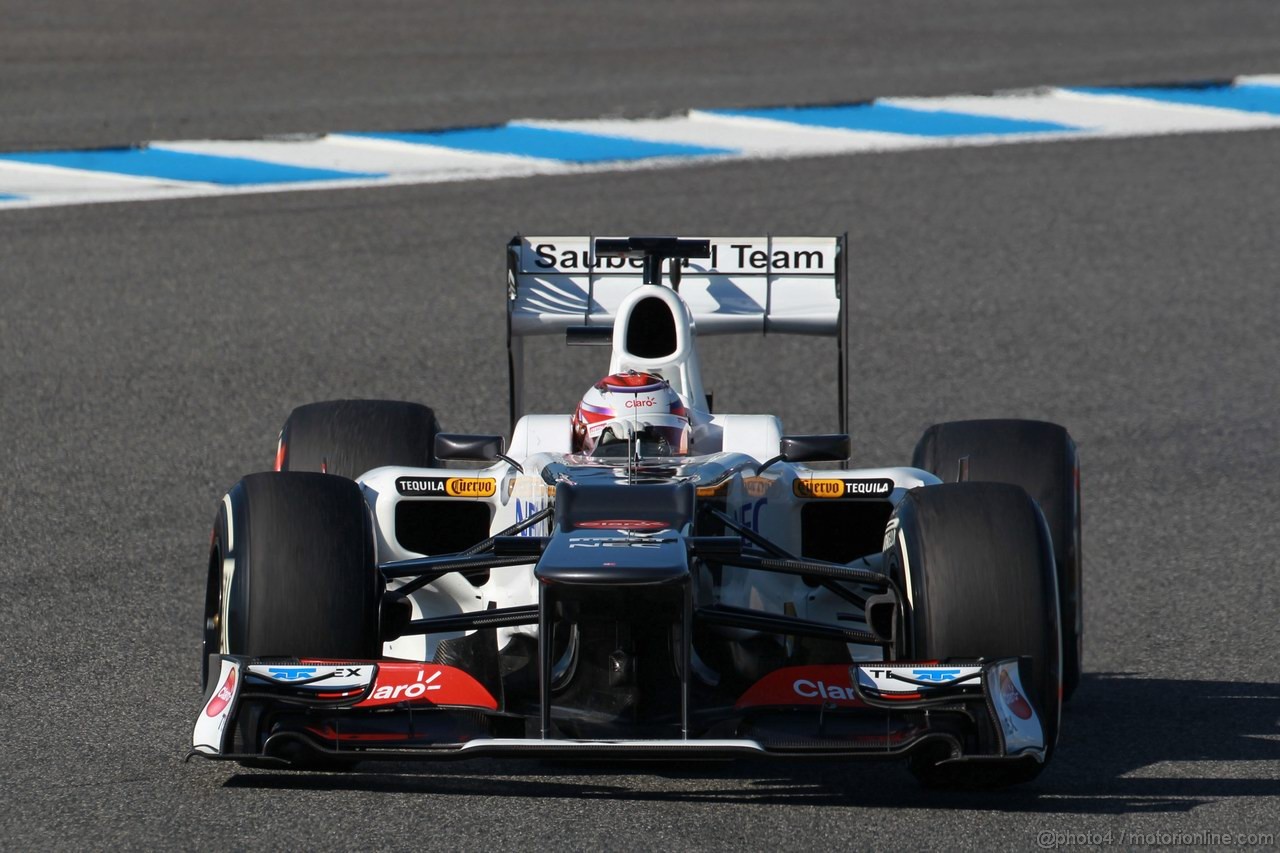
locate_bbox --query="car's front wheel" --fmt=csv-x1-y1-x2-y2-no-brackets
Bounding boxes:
883,482,1062,788
202,471,382,689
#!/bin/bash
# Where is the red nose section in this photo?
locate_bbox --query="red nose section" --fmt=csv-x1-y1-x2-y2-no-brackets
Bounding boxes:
356,663,498,710
735,665,865,709
574,519,670,531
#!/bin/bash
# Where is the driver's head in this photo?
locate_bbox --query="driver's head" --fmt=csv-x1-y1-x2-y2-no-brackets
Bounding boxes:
571,371,691,457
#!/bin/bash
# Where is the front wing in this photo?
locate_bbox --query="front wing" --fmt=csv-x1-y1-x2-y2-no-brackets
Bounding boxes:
190,656,1046,767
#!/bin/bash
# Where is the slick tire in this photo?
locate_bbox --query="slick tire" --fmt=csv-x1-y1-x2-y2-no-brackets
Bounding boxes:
912,419,1082,701
276,399,440,480
884,483,1062,789
203,472,382,688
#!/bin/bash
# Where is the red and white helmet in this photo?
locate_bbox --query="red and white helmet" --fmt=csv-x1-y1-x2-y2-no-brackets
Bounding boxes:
572,371,691,456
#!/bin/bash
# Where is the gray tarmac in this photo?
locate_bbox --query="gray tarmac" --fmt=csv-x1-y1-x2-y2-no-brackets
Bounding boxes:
1,2,1278,850
5,0,1280,150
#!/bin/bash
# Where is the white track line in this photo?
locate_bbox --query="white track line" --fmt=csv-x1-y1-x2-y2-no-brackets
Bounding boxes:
3,78,1280,212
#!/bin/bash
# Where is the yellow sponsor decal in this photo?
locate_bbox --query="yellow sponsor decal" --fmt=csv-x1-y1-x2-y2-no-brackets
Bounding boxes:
697,482,729,498
446,477,497,498
793,478,845,499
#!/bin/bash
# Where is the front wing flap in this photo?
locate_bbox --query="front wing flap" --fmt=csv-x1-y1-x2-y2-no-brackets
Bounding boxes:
190,656,1045,765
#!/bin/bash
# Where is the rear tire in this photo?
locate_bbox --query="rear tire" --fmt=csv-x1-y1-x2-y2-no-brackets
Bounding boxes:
912,419,1082,700
203,471,382,680
276,399,440,480
884,483,1061,788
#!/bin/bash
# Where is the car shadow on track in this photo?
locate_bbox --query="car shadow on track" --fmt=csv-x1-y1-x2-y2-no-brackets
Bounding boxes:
222,673,1279,814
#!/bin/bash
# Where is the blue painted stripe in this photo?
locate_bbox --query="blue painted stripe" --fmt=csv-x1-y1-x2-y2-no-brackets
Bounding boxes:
352,125,733,162
0,193,25,202
1073,83,1280,116
713,103,1076,136
0,148,381,185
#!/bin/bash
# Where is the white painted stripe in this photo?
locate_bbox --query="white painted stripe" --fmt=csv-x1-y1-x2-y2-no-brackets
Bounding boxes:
154,135,566,183
884,88,1280,133
0,158,190,191
0,162,610,210
4,74,1280,212
0,159,206,207
1058,88,1280,127
1237,75,1280,88
324,133,565,170
520,114,919,155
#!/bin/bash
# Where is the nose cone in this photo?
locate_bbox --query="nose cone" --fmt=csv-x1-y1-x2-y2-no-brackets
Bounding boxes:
536,528,689,587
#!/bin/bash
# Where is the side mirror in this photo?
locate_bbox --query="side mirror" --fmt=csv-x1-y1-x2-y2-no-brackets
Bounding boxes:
779,434,850,463
434,433,506,463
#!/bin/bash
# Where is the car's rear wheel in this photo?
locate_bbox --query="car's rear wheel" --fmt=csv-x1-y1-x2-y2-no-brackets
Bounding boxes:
912,418,1082,700
883,482,1061,788
203,472,382,686
276,399,440,480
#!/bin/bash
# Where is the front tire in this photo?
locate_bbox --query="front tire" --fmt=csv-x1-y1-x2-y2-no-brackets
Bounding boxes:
912,419,1082,700
884,482,1061,788
203,472,382,683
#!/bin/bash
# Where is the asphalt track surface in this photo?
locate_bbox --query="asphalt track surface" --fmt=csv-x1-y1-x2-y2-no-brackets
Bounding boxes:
8,0,1280,151
3,3,1279,851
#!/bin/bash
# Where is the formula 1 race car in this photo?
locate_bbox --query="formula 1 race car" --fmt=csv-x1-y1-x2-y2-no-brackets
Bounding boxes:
191,235,1082,787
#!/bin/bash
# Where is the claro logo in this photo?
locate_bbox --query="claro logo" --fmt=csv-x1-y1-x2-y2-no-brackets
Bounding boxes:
999,669,1034,720
369,670,442,701
624,397,657,408
205,668,237,717
793,678,858,702
357,664,499,710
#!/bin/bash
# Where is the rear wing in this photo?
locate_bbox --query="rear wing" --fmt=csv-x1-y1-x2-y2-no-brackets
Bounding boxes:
506,235,849,432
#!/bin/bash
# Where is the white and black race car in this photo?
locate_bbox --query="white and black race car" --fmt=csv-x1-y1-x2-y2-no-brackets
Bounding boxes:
192,235,1082,787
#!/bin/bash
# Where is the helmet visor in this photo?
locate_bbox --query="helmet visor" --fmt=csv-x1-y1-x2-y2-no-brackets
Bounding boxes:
590,414,690,458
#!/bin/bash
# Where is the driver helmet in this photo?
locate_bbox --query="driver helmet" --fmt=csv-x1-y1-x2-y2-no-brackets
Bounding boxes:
572,371,691,457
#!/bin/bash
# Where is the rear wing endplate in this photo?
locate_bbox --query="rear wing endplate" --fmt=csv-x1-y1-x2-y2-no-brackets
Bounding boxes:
506,235,849,433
